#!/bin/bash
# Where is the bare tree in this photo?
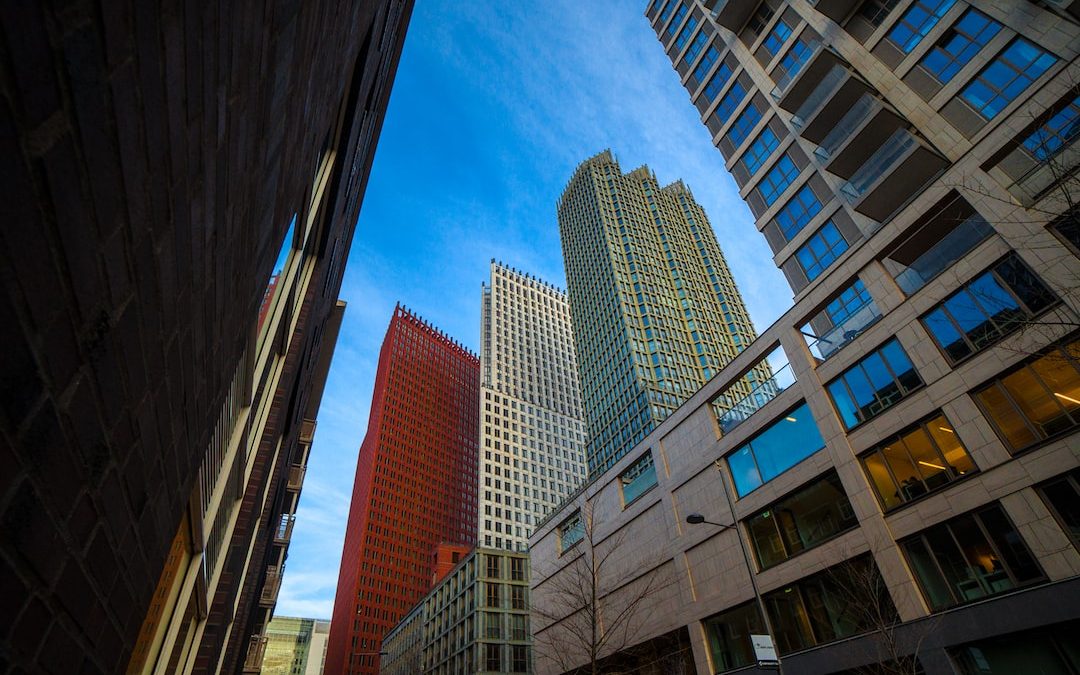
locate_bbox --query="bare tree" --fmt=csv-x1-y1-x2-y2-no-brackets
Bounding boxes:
822,555,936,675
530,500,681,675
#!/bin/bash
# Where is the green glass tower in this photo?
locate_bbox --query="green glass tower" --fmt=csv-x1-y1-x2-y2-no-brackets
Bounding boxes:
559,150,762,473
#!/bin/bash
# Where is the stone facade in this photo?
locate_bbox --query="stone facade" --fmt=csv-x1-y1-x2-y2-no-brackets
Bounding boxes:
530,1,1080,674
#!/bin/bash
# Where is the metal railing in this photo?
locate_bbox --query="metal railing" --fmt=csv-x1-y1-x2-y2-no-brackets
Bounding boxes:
804,300,882,362
260,565,282,606
893,214,994,294
286,465,306,492
713,360,795,435
242,635,268,672
814,93,878,162
839,128,915,201
273,513,296,544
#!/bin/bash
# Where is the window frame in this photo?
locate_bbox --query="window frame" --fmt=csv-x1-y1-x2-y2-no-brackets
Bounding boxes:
1035,470,1080,553
959,38,1058,120
827,338,924,429
886,0,956,54
795,220,848,281
620,451,659,508
917,8,1001,84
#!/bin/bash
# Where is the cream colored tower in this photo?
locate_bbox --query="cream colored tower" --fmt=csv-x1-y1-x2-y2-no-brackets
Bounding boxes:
478,261,587,551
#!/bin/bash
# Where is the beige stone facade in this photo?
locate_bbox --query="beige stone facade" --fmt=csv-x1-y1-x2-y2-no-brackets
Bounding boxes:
530,1,1080,673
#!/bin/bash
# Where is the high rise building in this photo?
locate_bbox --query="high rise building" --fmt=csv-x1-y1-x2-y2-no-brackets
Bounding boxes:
479,261,588,550
0,2,412,673
558,151,764,473
529,2,1080,674
261,616,330,675
327,306,480,675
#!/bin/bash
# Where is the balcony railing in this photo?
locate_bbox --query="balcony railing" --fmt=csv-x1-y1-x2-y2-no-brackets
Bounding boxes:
814,94,877,163
892,214,994,294
790,63,846,128
839,128,916,201
712,346,796,435
259,565,282,606
299,418,317,445
286,465,306,492
273,513,296,544
803,300,882,362
242,635,268,673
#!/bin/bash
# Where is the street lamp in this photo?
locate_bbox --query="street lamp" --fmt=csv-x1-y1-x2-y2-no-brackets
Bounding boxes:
685,496,782,671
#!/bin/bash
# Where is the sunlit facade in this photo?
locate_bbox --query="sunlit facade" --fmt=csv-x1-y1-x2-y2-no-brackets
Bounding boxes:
558,151,763,473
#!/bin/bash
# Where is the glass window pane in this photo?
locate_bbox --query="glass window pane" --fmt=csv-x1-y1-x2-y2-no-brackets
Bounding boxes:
927,417,975,476
976,383,1039,450
778,473,857,554
924,306,971,362
944,285,998,348
1039,476,1080,550
882,440,924,501
748,511,787,569
1030,354,1080,422
903,537,956,610
994,256,1057,313
862,353,902,415
1001,366,1068,438
881,340,922,392
750,404,826,484
923,522,984,604
729,445,763,496
902,427,951,489
765,588,814,654
864,451,902,510
977,505,1044,584
828,379,860,429
703,602,765,672
951,517,1010,599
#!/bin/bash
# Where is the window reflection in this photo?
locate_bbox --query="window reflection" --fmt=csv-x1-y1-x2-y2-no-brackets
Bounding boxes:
702,602,765,672
974,339,1080,452
726,402,826,496
828,339,923,429
901,503,1043,611
861,414,976,510
745,471,857,569
1037,470,1080,552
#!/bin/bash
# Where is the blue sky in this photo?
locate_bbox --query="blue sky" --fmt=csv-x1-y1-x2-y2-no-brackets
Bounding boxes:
276,0,792,619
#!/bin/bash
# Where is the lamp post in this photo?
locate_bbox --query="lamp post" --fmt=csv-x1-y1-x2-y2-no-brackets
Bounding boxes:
685,466,782,672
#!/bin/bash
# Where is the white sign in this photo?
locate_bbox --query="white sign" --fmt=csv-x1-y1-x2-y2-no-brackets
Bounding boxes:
751,634,779,664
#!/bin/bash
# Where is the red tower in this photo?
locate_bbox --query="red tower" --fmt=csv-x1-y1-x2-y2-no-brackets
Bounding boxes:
326,305,479,674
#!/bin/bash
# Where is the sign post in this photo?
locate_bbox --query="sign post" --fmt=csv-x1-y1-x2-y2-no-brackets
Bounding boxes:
751,634,779,669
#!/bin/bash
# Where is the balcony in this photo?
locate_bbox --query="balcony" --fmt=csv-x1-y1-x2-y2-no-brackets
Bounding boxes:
793,65,871,138
839,128,949,222
772,42,846,114
814,95,909,180
299,418,317,445
273,513,295,545
991,138,1080,207
802,294,882,362
887,210,994,295
812,0,860,22
286,465,306,492
242,635,268,673
711,346,796,435
259,565,282,607
707,0,762,31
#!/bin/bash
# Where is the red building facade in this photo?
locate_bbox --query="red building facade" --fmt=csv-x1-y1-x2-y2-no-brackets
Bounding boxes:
327,305,479,674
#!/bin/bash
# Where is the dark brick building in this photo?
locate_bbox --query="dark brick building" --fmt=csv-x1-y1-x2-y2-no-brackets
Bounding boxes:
0,1,414,673
327,306,479,675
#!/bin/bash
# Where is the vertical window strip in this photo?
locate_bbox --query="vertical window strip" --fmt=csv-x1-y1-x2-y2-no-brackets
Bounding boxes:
960,39,1057,120
887,0,957,53
796,221,848,281
918,9,1001,83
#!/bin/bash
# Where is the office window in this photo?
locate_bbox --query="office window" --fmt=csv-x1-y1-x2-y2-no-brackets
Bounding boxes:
682,29,708,65
485,554,501,579
951,621,1080,675
741,127,780,176
887,0,956,53
795,221,848,281
510,556,526,581
727,402,826,496
974,339,1080,452
659,0,677,24
703,602,765,673
919,9,1001,83
702,62,734,102
861,414,976,511
511,645,528,673
762,18,792,57
774,184,822,241
961,39,1057,120
1022,93,1080,162
901,503,1043,611
715,81,748,126
485,643,501,671
746,471,857,570
511,585,526,610
674,17,699,51
776,38,814,83
558,511,585,551
921,254,1057,364
485,582,501,608
666,5,687,38
1037,470,1080,552
1051,208,1080,253
746,2,776,38
727,101,763,147
757,154,799,207
857,0,899,27
511,614,528,640
691,46,720,88
620,451,658,506
484,611,501,639
827,339,923,429
764,556,895,654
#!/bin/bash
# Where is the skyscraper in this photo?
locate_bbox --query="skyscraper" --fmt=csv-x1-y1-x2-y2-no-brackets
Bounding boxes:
479,261,588,550
327,306,479,675
558,150,763,473
0,2,412,673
